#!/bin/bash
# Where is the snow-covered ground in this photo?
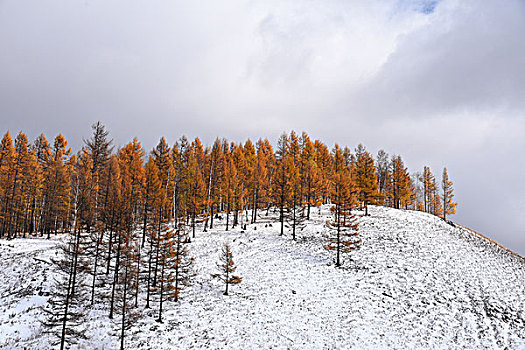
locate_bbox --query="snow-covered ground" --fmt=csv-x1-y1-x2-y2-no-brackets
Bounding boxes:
1,206,524,349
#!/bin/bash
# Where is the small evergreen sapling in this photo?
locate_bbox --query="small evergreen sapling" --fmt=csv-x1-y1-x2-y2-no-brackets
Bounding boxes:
168,225,194,302
324,145,361,267
211,243,242,295
324,209,360,267
155,224,194,323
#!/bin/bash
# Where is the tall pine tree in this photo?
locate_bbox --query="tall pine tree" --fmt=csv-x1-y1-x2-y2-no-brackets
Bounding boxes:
441,168,457,220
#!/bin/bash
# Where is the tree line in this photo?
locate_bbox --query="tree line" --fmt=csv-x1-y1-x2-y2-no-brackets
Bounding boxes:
0,124,456,240
0,123,457,348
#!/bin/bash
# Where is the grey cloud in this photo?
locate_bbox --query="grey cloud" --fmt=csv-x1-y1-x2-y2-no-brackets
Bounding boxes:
0,0,524,254
351,0,525,121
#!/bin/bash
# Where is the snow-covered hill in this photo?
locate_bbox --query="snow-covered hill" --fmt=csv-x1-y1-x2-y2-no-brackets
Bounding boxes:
1,206,524,349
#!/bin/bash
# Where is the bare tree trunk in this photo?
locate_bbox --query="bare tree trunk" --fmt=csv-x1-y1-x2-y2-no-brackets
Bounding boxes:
225,202,230,231
91,228,103,305
59,237,76,350
109,232,121,319
157,257,165,323
280,191,284,236
141,192,148,247
120,263,128,350
146,234,153,309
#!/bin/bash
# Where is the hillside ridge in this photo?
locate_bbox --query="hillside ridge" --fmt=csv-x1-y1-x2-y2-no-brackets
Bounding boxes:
456,223,524,262
0,205,524,349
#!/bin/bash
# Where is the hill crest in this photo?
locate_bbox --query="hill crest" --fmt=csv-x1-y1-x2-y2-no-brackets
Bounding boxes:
0,205,524,349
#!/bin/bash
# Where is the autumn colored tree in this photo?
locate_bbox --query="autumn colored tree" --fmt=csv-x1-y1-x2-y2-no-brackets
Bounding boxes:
252,139,273,223
143,157,167,307
91,155,119,282
421,166,442,216
21,137,41,237
422,166,434,213
353,144,381,215
84,121,113,231
430,185,443,217
110,148,141,350
0,133,14,236
284,156,306,240
243,139,256,224
406,174,418,211
70,150,103,305
0,126,472,349
141,158,161,248
171,136,190,225
284,131,306,240
72,150,94,234
441,168,457,220
42,218,90,350
324,145,360,267
107,156,123,318
114,228,139,350
41,134,72,237
152,137,174,223
206,138,225,229
221,148,238,231
80,152,135,346
142,159,163,308
31,134,51,235
155,224,193,322
300,132,321,220
118,139,145,306
272,133,289,235
0,132,15,237
167,225,193,302
313,139,332,206
231,143,248,228
19,133,39,237
185,139,206,238
211,242,242,296
389,155,412,210
4,132,37,238
151,223,171,322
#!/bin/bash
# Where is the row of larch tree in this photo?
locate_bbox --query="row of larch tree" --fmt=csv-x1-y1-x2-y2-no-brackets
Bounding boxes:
0,123,457,349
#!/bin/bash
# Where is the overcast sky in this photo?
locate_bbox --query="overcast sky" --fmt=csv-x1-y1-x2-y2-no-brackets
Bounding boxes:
1,0,524,255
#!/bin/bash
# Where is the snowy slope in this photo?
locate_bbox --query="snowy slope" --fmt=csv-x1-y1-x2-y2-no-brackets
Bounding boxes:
0,206,524,349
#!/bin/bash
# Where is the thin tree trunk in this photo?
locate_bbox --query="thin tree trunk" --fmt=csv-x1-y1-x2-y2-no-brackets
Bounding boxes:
106,210,116,275
70,225,82,296
224,258,229,296
279,191,284,236
134,242,141,308
120,263,128,350
157,257,165,323
91,229,102,305
109,232,121,319
210,202,214,229
174,237,181,302
142,192,148,247
146,234,153,309
59,248,75,350
225,202,229,231
153,208,162,287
